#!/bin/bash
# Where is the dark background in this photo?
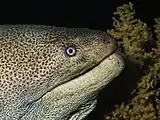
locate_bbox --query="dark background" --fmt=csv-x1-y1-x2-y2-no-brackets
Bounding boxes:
0,0,159,30
0,0,159,120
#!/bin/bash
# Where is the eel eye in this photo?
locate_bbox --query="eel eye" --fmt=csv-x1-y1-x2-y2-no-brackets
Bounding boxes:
65,46,76,57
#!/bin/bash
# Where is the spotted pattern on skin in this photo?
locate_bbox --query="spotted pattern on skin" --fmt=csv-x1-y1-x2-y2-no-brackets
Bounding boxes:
0,26,71,105
0,25,117,119
1,40,53,102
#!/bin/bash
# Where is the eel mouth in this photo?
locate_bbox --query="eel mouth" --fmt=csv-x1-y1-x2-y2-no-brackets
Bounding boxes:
87,51,124,74
39,51,124,103
71,50,124,84
49,51,124,93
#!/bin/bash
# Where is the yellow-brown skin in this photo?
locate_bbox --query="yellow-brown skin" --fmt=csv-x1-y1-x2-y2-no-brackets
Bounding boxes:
31,53,124,120
0,25,118,119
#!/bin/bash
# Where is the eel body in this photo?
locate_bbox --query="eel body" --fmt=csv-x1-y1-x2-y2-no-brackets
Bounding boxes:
0,25,124,120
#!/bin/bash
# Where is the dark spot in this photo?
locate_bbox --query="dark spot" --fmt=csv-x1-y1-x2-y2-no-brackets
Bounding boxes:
1,61,5,63
31,67,34,70
39,82,43,85
35,56,38,59
28,59,31,62
26,82,30,84
34,75,38,78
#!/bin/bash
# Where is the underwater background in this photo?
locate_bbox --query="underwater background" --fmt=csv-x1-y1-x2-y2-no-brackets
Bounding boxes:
0,0,160,120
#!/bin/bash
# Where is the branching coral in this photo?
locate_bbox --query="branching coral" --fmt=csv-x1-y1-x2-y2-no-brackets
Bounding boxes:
105,2,160,120
107,2,153,63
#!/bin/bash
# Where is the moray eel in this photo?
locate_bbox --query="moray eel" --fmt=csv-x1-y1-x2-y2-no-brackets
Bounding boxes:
0,25,124,120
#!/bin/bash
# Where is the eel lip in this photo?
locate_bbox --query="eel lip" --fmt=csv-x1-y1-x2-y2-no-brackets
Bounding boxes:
111,51,125,69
